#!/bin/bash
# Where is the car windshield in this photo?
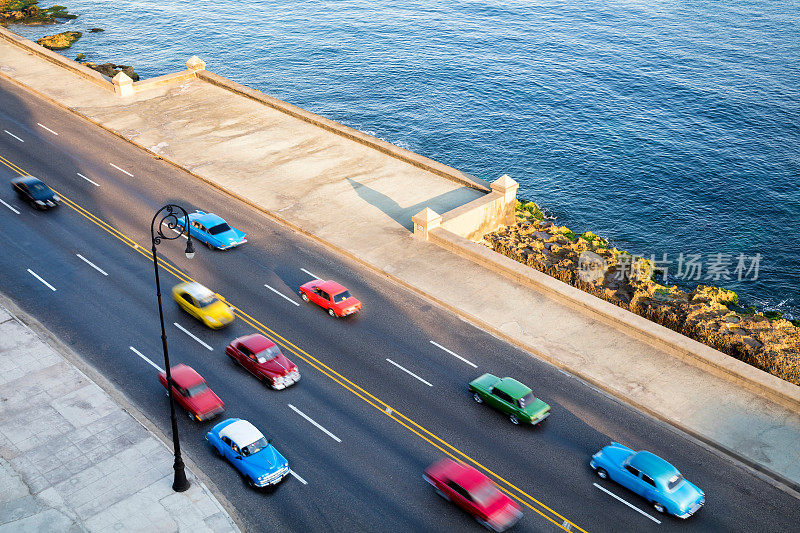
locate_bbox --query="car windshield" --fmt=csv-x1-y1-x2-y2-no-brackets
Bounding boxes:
197,294,219,307
666,473,684,491
241,437,268,457
333,290,351,303
518,392,535,408
470,481,502,507
256,345,282,363
185,382,209,397
207,223,231,235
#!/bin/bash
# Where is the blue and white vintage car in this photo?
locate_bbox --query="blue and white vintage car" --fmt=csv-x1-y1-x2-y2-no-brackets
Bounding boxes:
179,211,246,250
206,418,289,488
590,442,705,518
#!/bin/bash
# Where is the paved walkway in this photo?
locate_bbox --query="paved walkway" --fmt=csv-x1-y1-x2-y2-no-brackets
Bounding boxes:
0,302,239,533
0,33,799,496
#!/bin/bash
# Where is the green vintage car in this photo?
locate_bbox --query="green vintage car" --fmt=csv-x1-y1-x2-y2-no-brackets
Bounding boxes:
469,373,550,425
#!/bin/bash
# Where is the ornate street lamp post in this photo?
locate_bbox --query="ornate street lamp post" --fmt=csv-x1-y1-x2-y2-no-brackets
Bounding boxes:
150,204,195,492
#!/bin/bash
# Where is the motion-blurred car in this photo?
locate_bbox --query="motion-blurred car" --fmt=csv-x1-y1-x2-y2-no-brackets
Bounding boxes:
424,458,522,531
158,364,224,421
10,175,60,210
206,418,290,488
178,210,246,250
469,374,550,425
590,442,705,518
225,334,300,390
299,279,361,318
172,281,234,328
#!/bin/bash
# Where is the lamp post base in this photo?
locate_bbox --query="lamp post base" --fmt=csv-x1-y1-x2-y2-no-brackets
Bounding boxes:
172,459,190,492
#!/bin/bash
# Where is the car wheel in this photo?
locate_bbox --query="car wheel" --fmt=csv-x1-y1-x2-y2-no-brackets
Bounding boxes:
473,392,483,404
228,355,238,365
509,414,519,425
205,241,214,250
595,468,608,480
434,488,450,501
214,444,224,457
301,292,309,302
328,308,336,317
653,502,666,514
246,477,258,489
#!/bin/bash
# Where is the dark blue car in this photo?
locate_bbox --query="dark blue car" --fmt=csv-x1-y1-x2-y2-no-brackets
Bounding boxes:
590,442,705,518
206,418,289,488
179,211,246,250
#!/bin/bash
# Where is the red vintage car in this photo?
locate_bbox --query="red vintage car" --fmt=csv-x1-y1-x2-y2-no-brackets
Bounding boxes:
299,279,362,318
423,458,522,532
225,334,300,390
158,364,224,421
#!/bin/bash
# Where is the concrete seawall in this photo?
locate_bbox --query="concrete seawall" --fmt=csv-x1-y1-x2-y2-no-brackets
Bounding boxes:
1,27,799,495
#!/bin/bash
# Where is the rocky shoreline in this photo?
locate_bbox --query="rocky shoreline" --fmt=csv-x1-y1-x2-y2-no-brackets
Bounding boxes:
484,201,800,386
2,2,139,80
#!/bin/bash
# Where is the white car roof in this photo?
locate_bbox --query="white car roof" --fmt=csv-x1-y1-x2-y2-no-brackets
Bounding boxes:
219,420,264,448
181,282,215,301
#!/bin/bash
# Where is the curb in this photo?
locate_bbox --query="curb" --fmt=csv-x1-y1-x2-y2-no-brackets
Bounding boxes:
0,292,248,533
2,68,799,501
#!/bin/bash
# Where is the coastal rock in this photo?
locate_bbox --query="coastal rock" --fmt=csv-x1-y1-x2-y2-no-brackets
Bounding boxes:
89,27,103,32
36,30,81,50
78,61,140,81
484,202,800,386
0,1,76,24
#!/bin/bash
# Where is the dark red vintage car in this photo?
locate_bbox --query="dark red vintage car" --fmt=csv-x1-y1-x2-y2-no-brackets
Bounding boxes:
158,364,224,421
225,334,300,390
423,458,522,532
299,279,362,318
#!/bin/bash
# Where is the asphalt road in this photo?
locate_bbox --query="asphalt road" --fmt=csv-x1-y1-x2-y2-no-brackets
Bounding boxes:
0,77,797,532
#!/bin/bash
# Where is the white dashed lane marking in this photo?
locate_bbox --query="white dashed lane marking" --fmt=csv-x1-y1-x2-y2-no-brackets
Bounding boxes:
129,346,165,373
385,358,432,387
430,340,477,368
76,254,108,276
593,483,661,524
4,130,23,142
173,322,213,351
288,404,342,443
37,123,58,135
77,173,100,187
0,198,20,214
264,283,300,306
27,269,56,291
109,163,133,177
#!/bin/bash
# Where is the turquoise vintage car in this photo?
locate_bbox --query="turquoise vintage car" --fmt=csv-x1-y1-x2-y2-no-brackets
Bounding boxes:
468,373,550,425
590,442,705,518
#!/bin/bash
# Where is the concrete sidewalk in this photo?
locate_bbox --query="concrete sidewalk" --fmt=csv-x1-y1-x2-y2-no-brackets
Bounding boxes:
0,32,799,497
0,302,240,532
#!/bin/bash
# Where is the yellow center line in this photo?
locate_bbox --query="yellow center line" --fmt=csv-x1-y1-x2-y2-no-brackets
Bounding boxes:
0,154,587,533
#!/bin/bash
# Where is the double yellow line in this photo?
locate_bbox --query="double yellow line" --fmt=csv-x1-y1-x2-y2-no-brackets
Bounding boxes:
0,153,587,532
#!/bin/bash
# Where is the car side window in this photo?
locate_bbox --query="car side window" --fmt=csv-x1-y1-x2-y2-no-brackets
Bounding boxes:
232,443,240,455
642,474,656,487
238,344,251,357
221,436,232,447
446,481,472,501
492,388,513,404
319,290,330,301
624,465,640,477
192,221,205,232
180,293,195,306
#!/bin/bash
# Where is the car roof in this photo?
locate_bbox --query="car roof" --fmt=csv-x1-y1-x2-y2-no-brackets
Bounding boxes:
629,451,680,481
177,282,215,301
237,334,276,353
219,419,264,448
191,211,227,227
495,378,532,399
318,280,347,294
169,364,204,388
446,461,492,491
11,175,42,185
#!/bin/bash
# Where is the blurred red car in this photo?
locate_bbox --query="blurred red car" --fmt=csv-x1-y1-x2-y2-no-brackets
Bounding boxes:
225,334,300,390
423,458,522,532
158,364,224,421
299,279,361,317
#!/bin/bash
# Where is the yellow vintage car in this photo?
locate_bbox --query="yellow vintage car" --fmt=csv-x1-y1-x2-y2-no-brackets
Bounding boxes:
172,281,235,329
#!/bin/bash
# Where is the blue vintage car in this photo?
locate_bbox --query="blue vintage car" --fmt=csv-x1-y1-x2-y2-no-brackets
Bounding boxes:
206,418,289,488
179,211,246,250
590,442,705,518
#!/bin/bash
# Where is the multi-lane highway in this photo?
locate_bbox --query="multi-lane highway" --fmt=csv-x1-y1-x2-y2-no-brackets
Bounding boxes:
1,76,798,532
